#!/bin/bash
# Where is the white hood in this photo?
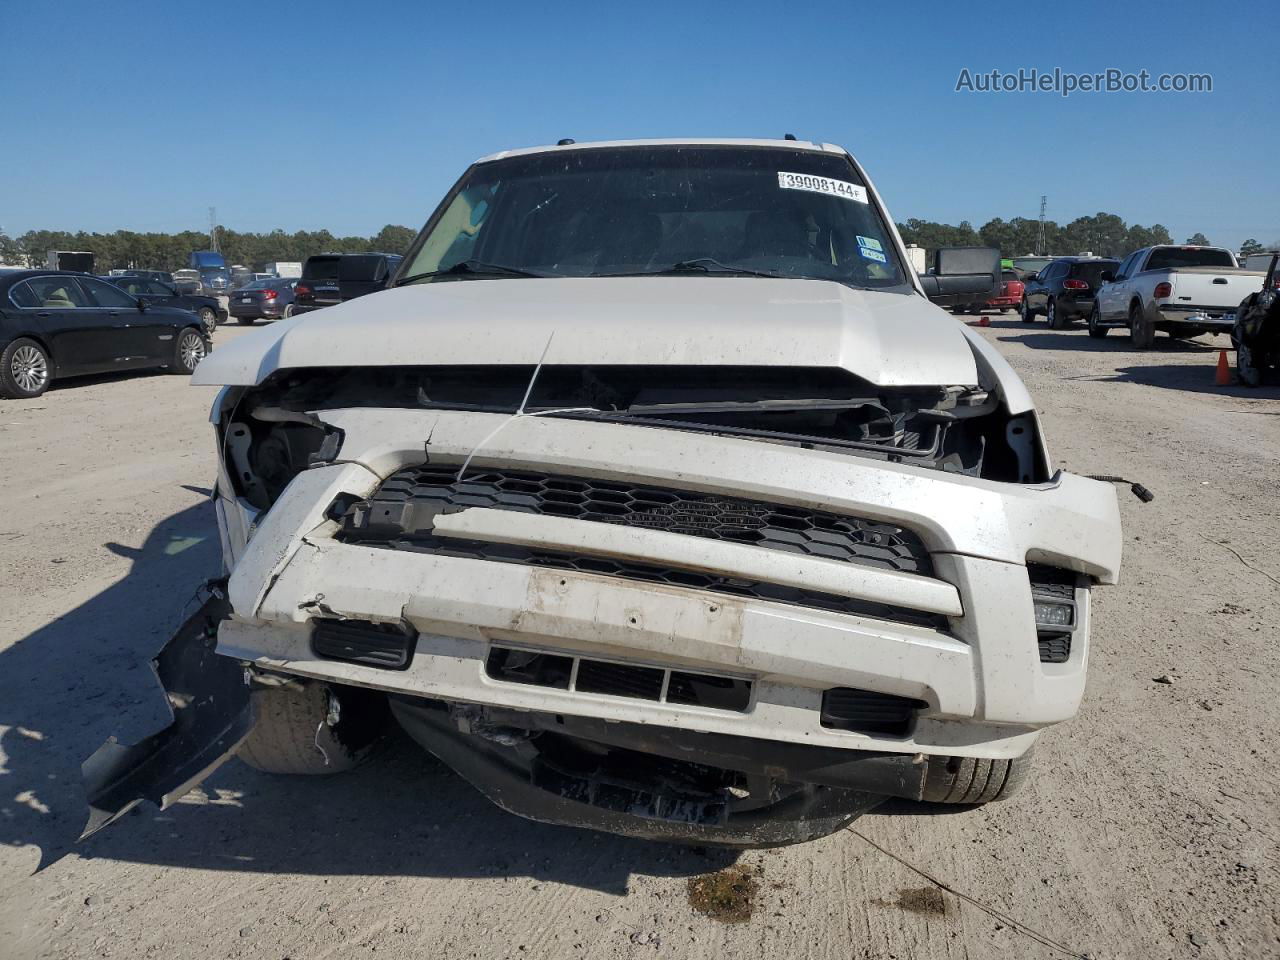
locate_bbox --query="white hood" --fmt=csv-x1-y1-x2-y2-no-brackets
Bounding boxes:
193,277,979,388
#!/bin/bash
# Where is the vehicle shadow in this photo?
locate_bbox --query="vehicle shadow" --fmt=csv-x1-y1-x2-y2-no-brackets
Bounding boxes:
1100,364,1280,398
47,368,167,392
0,501,737,893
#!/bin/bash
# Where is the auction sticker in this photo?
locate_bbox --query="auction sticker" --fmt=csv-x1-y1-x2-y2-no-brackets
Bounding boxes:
777,171,868,203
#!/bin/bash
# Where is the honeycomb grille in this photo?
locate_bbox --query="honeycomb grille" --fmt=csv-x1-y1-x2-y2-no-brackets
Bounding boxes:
352,464,932,575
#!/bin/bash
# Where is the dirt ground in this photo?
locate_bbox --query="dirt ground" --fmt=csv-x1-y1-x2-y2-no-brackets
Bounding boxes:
1,317,1277,960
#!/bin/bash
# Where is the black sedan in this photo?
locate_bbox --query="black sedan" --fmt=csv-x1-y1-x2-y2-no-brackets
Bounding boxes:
0,271,210,399
108,276,226,335
1020,257,1121,329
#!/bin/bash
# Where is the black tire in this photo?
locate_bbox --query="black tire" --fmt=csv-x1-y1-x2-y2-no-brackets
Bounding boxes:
1,337,52,399
238,682,388,775
1237,340,1262,387
1046,297,1067,330
1088,304,1109,338
1129,303,1155,349
198,306,217,336
236,316,256,325
1020,298,1036,323
920,749,1034,804
172,327,208,374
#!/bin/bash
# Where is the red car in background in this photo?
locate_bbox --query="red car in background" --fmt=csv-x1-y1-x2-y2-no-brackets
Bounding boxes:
951,270,1024,315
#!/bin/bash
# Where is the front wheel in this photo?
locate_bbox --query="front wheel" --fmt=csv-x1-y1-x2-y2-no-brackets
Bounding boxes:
1020,298,1036,323
920,750,1034,804
238,682,389,775
1088,304,1110,338
172,328,207,374
1,337,52,399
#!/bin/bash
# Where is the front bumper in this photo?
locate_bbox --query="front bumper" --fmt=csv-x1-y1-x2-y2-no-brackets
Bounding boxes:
217,408,1119,753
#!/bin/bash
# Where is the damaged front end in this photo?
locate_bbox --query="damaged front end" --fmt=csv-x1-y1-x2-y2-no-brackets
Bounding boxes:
82,353,1116,848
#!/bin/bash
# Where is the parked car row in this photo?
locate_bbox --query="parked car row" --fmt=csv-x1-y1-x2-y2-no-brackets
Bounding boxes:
1017,245,1269,354
107,275,226,335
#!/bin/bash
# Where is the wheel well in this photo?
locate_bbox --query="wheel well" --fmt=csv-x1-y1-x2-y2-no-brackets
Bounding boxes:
1130,297,1144,314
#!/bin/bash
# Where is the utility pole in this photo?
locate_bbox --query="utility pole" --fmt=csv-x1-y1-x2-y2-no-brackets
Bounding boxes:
209,206,219,253
1036,195,1047,256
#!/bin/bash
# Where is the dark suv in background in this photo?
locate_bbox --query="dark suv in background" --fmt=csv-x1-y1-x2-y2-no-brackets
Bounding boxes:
1020,256,1121,329
293,253,402,314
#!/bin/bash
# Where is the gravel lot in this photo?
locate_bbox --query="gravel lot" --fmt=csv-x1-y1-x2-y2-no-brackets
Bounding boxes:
1,317,1277,960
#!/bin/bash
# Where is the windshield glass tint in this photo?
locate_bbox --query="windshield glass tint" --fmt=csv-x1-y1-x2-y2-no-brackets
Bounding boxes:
404,146,908,289
1145,247,1235,270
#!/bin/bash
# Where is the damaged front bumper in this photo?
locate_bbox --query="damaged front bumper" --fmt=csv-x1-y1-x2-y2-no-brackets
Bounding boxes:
80,583,253,839
83,406,1120,846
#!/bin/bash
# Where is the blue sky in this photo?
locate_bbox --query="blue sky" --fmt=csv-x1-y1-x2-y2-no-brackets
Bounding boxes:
2,0,1275,248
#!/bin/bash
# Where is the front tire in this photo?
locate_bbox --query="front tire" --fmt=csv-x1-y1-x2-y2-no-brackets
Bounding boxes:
921,750,1034,804
1,337,52,399
1088,304,1110,338
172,328,207,374
1129,303,1155,349
1020,298,1036,323
238,682,388,775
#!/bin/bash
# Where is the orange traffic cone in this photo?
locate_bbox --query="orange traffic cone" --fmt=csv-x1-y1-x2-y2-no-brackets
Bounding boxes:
1215,349,1231,386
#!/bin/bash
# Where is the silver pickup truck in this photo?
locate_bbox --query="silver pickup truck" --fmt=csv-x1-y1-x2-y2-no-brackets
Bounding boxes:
1090,245,1265,347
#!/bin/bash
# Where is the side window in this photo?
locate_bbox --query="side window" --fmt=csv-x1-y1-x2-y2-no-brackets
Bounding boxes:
9,281,39,308
24,276,92,307
115,278,145,296
144,281,172,296
80,276,138,308
1045,262,1065,281
1115,253,1135,279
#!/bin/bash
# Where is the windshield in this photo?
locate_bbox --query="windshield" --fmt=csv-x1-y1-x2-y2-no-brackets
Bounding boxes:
400,146,908,290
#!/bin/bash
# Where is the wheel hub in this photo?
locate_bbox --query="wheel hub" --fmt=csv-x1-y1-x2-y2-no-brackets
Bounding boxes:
11,346,48,392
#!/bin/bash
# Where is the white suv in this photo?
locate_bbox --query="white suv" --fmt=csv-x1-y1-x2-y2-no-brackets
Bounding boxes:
83,139,1122,847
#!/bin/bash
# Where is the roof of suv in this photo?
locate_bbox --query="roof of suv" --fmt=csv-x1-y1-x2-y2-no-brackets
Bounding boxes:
476,137,848,164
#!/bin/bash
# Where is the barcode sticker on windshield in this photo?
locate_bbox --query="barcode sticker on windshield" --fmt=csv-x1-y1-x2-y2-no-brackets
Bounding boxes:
777,171,868,203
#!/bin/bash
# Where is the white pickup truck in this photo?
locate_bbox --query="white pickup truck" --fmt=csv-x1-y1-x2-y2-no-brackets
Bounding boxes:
1090,245,1265,347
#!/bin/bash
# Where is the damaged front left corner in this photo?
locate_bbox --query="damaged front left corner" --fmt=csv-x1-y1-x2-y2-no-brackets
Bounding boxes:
79,580,254,839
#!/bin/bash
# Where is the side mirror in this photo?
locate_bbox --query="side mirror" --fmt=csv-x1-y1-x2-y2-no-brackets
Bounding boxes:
136,298,148,312
1024,272,1039,283
1099,271,1115,283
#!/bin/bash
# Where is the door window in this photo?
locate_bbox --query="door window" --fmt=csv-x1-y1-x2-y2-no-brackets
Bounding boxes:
24,276,92,307
80,276,139,308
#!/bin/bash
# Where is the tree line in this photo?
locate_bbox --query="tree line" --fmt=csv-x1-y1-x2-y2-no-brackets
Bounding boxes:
0,215,1271,273
897,213,1274,262
0,225,419,272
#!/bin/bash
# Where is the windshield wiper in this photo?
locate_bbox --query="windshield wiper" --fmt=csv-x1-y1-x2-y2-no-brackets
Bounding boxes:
397,260,555,285
597,258,783,280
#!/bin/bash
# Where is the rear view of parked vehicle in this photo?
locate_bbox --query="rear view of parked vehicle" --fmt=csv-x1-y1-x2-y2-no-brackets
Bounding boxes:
293,253,402,314
1020,257,1120,330
1091,245,1265,347
0,271,210,399
109,276,226,336
228,278,298,324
